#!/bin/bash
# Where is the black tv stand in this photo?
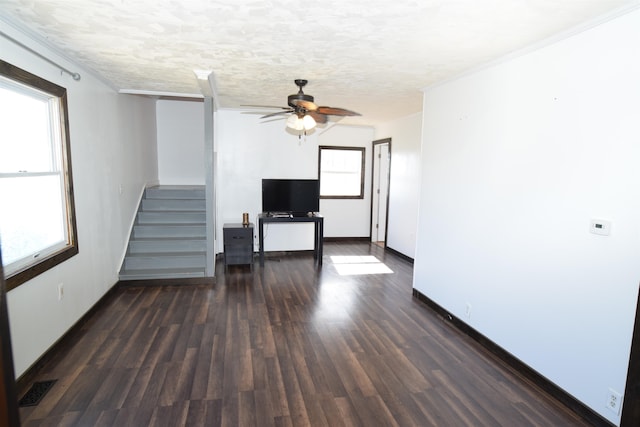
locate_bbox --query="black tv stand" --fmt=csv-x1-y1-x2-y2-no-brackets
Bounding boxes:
258,212,323,267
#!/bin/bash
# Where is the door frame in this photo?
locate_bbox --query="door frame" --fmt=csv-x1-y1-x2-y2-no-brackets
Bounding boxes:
370,138,392,247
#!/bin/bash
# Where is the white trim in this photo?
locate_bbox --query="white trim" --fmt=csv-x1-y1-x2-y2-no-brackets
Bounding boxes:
116,182,147,274
118,89,204,99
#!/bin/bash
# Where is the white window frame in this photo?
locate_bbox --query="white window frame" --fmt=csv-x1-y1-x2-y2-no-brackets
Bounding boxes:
0,60,78,291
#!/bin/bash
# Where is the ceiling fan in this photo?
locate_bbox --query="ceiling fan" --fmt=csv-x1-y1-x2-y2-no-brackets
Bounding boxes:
252,79,361,132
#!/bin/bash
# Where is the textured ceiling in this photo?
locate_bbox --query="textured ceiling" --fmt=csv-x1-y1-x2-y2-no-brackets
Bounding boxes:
0,0,638,125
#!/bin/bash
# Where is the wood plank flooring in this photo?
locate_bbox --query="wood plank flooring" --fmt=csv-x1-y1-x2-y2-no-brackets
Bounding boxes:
18,242,592,426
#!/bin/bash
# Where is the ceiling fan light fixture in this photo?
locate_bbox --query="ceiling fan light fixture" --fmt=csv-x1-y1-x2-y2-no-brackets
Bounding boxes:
302,114,316,130
285,113,317,132
286,113,303,130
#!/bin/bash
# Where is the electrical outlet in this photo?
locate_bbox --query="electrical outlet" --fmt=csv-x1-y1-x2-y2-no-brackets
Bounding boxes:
465,303,472,319
606,388,622,415
57,283,64,301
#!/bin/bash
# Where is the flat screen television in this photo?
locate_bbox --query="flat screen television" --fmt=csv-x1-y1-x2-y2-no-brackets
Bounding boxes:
262,179,320,215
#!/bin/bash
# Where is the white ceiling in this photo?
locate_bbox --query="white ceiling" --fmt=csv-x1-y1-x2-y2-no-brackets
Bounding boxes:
1,0,638,126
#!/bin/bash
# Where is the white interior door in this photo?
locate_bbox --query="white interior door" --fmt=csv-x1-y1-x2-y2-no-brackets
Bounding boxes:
371,142,390,243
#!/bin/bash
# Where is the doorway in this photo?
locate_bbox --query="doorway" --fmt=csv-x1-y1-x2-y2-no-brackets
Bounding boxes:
371,138,391,247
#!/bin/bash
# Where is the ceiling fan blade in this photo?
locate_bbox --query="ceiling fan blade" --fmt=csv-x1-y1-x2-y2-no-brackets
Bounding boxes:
260,116,287,123
261,110,293,119
242,111,271,115
295,100,318,111
307,111,328,124
242,104,290,110
316,106,361,116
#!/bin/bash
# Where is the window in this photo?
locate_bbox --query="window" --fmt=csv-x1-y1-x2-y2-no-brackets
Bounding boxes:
0,60,78,291
318,146,365,199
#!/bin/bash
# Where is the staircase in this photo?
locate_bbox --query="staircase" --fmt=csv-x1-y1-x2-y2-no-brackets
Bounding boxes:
119,186,208,281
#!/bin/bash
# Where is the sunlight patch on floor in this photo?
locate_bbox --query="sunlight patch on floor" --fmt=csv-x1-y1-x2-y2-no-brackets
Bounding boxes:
330,255,394,275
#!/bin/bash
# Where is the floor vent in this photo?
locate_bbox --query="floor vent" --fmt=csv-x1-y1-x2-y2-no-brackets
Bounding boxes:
19,380,57,407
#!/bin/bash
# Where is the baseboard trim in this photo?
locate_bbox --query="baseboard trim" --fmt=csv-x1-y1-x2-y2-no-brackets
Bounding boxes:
117,276,216,287
412,288,614,427
385,246,414,264
16,281,122,397
323,237,370,242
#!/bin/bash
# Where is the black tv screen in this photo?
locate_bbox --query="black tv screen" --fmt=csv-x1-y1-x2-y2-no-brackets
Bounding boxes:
262,179,320,214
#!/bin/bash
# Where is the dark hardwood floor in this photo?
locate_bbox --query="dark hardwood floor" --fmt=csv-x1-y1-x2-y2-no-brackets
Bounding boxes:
18,242,592,426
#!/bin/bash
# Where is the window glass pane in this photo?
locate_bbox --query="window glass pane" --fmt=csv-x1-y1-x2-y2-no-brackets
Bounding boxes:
320,170,361,196
0,175,66,269
0,85,54,173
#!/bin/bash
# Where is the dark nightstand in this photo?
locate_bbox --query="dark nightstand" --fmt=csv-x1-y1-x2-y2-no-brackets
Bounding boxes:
223,223,254,271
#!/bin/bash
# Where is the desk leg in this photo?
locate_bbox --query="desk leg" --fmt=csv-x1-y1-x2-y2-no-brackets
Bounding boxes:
313,221,318,262
317,219,323,266
259,220,265,267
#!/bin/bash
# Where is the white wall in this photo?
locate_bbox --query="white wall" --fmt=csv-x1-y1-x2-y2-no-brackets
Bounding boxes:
156,99,205,185
414,9,640,426
216,110,373,252
1,19,158,377
375,112,423,259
